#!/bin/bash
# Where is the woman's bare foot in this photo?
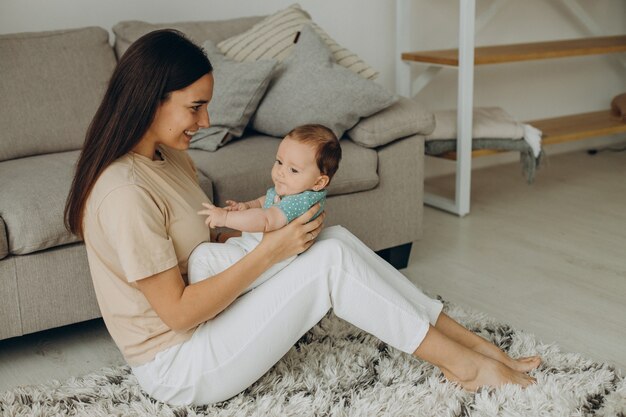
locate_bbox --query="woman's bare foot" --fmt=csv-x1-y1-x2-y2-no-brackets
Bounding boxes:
433,314,541,374
412,324,537,392
441,355,537,392
472,342,541,373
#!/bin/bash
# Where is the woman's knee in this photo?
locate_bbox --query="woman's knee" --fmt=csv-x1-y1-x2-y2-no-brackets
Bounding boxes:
323,225,350,237
187,242,245,283
321,225,361,245
301,236,356,272
308,236,345,257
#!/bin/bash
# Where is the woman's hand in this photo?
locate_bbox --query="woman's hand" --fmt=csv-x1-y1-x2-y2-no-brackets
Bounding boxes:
259,203,325,264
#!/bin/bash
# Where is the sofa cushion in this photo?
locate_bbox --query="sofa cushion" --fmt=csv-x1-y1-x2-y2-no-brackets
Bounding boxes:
0,27,116,162
112,16,264,58
189,40,277,152
0,152,82,255
347,97,435,148
0,152,214,256
0,217,7,260
252,25,396,140
217,4,378,80
188,134,378,206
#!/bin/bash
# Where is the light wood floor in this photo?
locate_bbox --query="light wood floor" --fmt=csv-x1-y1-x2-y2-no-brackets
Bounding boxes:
0,148,624,393
409,147,626,371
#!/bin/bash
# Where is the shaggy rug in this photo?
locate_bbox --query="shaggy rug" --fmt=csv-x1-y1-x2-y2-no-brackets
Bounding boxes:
1,298,624,417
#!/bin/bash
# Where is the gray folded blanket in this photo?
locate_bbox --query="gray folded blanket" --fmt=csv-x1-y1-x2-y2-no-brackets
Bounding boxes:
425,138,544,184
425,107,543,183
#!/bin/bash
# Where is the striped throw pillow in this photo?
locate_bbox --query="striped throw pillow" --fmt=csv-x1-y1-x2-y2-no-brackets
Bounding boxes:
217,4,378,80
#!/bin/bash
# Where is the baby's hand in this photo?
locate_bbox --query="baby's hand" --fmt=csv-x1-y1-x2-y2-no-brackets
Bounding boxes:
198,202,228,228
224,200,248,211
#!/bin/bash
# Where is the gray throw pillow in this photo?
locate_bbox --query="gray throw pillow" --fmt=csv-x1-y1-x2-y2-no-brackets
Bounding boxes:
189,41,277,152
251,24,397,139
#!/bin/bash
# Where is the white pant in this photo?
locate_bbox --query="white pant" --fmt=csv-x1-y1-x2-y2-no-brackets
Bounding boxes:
187,232,295,294
132,226,443,406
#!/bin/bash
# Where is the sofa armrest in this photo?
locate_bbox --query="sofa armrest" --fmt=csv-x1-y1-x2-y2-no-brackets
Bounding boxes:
0,216,7,260
325,133,424,252
346,96,435,149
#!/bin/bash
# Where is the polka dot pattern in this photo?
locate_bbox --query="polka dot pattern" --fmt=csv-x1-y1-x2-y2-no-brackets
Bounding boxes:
263,187,326,223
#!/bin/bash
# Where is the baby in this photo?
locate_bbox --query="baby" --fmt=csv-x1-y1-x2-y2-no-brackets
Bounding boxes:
188,124,341,291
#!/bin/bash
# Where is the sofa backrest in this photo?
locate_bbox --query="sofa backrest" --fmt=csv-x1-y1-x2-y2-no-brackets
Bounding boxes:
112,16,264,59
0,27,117,162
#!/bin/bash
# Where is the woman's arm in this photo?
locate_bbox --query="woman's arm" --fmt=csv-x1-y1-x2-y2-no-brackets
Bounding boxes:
136,204,325,331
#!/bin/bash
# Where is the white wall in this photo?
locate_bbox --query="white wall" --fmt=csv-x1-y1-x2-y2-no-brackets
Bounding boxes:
2,0,625,175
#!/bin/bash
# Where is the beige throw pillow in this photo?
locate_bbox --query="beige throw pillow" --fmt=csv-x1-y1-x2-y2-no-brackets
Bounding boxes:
217,3,378,80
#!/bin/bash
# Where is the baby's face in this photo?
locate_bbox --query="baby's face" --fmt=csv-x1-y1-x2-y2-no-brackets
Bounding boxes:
272,136,323,196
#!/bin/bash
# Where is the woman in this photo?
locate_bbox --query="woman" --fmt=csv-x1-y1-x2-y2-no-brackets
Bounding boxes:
64,29,540,406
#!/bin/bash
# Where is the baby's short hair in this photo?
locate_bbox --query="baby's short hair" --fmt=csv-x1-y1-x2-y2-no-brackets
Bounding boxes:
286,124,342,182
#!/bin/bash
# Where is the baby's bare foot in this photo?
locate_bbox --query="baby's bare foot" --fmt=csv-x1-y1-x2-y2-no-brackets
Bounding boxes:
473,343,541,373
442,356,536,392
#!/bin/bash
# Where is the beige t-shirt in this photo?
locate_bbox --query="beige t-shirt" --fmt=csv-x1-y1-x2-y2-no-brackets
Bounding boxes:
83,146,211,366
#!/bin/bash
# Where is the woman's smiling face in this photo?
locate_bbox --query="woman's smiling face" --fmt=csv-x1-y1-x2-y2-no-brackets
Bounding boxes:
139,73,214,156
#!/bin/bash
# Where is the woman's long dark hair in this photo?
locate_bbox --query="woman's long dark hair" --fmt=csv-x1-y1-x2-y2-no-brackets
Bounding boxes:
64,29,212,238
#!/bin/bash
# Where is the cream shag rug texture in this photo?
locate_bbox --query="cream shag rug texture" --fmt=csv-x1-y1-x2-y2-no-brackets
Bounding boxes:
1,298,624,417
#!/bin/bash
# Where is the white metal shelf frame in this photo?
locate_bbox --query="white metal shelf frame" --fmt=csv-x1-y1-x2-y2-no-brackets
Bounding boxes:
396,0,476,217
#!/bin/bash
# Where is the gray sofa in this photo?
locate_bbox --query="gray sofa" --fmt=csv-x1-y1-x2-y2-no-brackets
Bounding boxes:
0,16,433,341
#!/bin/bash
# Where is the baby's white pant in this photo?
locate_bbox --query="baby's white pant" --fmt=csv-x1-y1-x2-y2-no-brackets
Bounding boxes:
132,226,443,406
187,232,295,293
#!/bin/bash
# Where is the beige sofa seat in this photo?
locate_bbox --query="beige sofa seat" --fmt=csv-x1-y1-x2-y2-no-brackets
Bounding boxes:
188,134,379,206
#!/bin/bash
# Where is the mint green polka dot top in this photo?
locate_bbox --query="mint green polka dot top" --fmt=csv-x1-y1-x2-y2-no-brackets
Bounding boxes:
263,187,326,223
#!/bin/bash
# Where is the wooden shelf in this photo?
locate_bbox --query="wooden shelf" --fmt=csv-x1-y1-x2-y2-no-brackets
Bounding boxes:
431,110,626,160
402,35,626,66
529,110,626,145
436,149,502,160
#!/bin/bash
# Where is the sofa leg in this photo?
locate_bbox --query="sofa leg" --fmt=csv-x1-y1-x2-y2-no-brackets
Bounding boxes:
375,242,413,270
